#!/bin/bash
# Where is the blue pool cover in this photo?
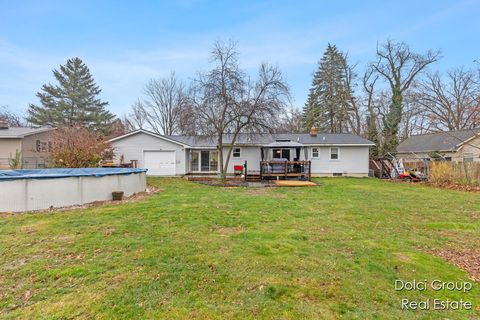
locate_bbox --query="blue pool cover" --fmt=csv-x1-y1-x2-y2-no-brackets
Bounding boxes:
0,168,147,181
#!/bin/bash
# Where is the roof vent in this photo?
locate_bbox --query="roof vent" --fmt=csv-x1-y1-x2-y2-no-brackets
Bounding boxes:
309,127,318,137
275,138,291,142
322,136,326,141
0,121,8,129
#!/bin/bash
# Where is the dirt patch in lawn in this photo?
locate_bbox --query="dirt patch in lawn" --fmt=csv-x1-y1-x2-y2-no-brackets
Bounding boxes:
426,248,480,282
190,178,274,188
215,225,246,236
63,184,160,210
241,187,287,198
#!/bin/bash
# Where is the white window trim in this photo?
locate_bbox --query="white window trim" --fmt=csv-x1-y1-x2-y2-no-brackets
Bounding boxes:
233,147,241,158
329,147,340,161
311,147,320,159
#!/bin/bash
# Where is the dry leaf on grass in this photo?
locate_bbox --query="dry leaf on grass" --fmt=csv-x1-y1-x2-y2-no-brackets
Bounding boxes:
426,248,480,282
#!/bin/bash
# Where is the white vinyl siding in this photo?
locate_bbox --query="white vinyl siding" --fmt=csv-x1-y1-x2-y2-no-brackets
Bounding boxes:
110,132,186,175
233,147,241,158
330,147,339,160
463,153,474,162
310,146,369,176
223,146,260,173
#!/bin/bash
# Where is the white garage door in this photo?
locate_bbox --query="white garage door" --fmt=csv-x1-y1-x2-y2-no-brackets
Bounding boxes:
143,151,176,176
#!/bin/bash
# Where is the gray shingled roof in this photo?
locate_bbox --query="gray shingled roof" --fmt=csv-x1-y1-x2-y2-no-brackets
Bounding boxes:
0,127,54,138
397,129,480,153
166,133,374,147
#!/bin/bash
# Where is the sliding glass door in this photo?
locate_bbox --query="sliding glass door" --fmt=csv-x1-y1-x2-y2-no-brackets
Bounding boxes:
201,151,210,171
190,150,219,172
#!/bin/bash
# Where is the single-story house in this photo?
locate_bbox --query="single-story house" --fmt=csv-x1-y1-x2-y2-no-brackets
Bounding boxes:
109,128,374,177
0,122,55,169
396,128,480,162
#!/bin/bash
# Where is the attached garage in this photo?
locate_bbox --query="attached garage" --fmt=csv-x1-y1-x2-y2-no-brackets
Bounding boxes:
143,151,176,176
109,130,187,176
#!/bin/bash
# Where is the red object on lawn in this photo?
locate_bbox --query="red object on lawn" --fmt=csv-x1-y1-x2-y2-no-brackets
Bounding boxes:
234,165,244,172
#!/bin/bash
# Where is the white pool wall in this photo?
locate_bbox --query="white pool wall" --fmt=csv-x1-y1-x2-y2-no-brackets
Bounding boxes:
0,171,147,212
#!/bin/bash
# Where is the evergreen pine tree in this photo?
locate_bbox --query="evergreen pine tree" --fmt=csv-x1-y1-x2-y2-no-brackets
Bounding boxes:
27,58,114,135
303,44,349,133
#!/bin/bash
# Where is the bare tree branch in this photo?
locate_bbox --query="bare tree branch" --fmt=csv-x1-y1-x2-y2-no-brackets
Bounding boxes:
133,72,188,135
190,40,290,179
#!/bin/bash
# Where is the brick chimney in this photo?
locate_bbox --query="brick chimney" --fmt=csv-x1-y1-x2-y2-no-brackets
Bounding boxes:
0,121,8,129
309,126,318,137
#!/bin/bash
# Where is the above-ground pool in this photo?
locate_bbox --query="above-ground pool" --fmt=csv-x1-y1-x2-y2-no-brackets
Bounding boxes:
0,168,147,212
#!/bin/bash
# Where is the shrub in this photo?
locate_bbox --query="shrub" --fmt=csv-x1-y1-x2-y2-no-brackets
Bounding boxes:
51,127,113,168
429,161,480,186
8,149,22,169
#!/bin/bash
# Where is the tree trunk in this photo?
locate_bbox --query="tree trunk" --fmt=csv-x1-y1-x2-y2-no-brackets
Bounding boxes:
382,90,403,154
217,135,225,181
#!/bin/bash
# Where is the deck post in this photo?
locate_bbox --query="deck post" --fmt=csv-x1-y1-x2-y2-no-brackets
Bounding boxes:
260,161,263,180
244,160,247,181
308,160,311,181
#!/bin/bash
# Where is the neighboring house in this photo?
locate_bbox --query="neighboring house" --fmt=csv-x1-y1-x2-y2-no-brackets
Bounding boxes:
0,122,55,169
397,128,480,162
109,128,374,177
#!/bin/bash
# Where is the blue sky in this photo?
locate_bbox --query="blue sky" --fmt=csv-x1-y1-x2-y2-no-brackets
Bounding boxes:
1,0,479,117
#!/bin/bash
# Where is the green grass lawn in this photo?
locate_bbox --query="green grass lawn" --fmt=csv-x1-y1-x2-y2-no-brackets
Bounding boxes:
0,178,479,319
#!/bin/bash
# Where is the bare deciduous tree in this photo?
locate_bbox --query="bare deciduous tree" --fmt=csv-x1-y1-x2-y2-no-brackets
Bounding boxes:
363,67,381,156
128,100,147,130
398,89,431,139
418,68,480,131
191,40,290,179
275,107,305,133
0,106,24,126
120,114,138,133
371,40,440,153
342,58,362,135
134,72,188,135
176,103,200,136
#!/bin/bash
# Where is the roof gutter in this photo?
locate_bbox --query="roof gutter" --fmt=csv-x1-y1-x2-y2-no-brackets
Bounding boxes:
109,129,191,148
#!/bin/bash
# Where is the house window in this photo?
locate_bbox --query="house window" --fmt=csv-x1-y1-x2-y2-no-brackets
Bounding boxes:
330,147,339,160
233,147,241,158
41,142,48,152
36,140,41,152
312,147,319,158
273,148,290,160
48,141,53,152
463,153,474,162
191,152,199,171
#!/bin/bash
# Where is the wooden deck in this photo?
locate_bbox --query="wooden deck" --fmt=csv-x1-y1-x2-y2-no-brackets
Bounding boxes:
273,180,317,187
259,160,311,181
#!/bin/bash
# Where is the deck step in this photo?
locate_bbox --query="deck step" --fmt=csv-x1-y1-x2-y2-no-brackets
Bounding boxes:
246,174,261,181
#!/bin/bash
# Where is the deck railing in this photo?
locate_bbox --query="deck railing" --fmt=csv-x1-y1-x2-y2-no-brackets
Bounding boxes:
260,160,311,180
